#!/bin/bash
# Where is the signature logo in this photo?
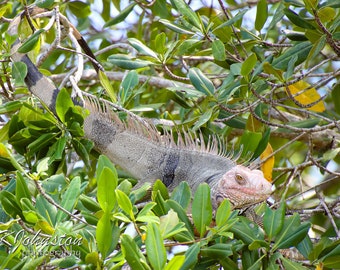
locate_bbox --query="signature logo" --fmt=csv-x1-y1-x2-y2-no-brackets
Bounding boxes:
0,229,83,257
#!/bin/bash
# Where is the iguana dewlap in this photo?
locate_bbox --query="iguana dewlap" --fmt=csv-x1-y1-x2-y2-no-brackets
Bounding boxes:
8,13,272,210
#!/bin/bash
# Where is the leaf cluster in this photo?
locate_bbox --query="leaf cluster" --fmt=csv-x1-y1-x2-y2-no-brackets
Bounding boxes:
1,0,340,269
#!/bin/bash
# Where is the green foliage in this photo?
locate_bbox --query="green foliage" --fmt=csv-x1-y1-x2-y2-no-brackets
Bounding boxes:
1,0,340,269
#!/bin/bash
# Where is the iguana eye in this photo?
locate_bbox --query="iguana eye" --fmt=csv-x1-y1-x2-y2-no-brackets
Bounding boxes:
235,173,246,184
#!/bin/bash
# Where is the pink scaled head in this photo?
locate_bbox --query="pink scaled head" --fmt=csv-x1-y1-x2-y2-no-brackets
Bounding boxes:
212,165,272,209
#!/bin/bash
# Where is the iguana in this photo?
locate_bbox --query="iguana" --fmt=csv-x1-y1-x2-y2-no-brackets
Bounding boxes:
8,8,272,210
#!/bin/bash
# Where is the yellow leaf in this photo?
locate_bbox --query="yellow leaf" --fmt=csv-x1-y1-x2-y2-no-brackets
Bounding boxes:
286,81,325,112
35,220,55,235
141,233,147,242
246,114,263,132
85,251,100,265
0,143,10,158
260,143,274,182
99,70,117,103
316,262,323,270
0,219,19,230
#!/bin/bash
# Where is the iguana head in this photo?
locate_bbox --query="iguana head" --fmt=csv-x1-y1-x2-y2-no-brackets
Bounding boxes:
212,165,272,209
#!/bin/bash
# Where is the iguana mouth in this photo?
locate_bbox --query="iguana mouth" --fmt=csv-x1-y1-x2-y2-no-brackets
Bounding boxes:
215,188,271,209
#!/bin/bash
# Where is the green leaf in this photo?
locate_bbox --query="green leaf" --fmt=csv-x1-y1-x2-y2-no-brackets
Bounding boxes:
263,203,285,240
230,63,242,76
55,177,81,223
49,136,67,162
215,199,232,228
166,200,195,241
296,235,313,259
273,214,310,250
0,3,11,18
108,54,153,69
21,256,49,270
152,190,169,216
286,31,308,41
72,138,92,168
104,3,136,27
323,255,340,268
36,0,54,8
152,179,169,201
170,182,191,210
116,189,133,219
251,127,271,160
303,0,318,10
154,32,167,55
305,35,326,68
96,211,112,258
191,183,212,238
128,38,159,59
214,10,248,30
36,194,57,226
317,6,336,23
159,209,187,238
281,257,309,270
56,88,74,123
241,53,257,77
255,0,268,31
21,197,39,223
97,167,117,213
284,8,315,29
99,70,117,103
285,54,298,80
136,202,159,223
120,70,139,105
159,19,195,35
212,40,226,61
318,240,340,262
0,100,22,114
285,118,320,129
170,0,201,30
272,41,312,70
18,29,45,53
97,155,118,183
164,255,185,270
188,68,215,96
229,216,264,244
193,108,213,131
146,222,167,270
121,234,150,270
200,243,233,259
249,239,270,250
240,130,262,158
79,194,102,212
27,133,57,157
68,1,91,18
15,172,31,205
263,62,283,81
180,243,200,270
12,62,27,86
0,190,24,219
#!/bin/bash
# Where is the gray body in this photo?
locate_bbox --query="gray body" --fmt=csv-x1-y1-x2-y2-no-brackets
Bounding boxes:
84,111,235,191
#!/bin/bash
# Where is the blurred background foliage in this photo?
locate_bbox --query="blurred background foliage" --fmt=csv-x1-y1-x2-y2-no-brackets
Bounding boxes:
0,0,340,269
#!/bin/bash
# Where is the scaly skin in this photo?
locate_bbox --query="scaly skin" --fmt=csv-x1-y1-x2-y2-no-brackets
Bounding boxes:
8,9,272,209
211,165,272,209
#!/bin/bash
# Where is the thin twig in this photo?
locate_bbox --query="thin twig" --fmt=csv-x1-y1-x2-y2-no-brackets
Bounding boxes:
33,179,93,227
317,192,340,239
